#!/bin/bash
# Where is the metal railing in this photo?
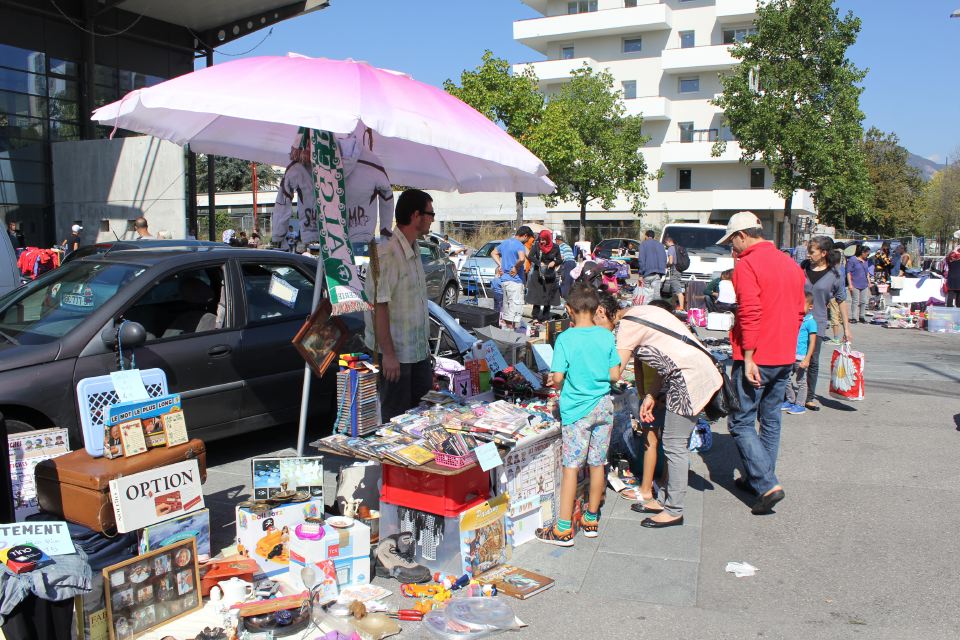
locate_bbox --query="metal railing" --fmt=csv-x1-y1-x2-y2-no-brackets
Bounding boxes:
680,128,719,143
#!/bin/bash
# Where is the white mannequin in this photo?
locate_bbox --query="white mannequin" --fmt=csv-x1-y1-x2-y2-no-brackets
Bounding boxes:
338,128,395,244
271,146,318,244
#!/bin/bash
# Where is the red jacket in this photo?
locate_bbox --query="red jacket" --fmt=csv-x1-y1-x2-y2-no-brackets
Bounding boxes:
731,241,806,365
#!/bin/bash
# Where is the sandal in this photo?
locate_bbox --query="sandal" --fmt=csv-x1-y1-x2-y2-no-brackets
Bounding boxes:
618,487,641,501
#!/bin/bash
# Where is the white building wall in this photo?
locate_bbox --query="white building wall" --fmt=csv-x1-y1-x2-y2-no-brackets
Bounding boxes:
507,0,813,245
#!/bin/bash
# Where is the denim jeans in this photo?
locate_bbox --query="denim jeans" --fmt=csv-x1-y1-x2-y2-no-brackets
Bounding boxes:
804,337,824,404
727,361,792,495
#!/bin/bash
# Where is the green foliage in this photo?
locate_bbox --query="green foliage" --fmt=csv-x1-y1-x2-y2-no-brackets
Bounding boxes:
856,128,924,235
713,0,868,222
923,161,960,241
195,155,280,193
527,65,652,239
444,50,544,144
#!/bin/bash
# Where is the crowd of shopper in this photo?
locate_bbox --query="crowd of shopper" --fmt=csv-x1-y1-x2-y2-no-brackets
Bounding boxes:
520,209,951,549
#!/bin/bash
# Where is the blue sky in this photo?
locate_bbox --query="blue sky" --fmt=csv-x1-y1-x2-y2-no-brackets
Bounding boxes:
207,0,959,162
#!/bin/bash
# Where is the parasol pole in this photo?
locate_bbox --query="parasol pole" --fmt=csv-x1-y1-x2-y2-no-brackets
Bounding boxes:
296,254,325,455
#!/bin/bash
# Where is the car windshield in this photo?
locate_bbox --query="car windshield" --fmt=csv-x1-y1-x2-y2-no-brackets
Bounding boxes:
0,261,146,345
665,227,728,254
474,241,499,258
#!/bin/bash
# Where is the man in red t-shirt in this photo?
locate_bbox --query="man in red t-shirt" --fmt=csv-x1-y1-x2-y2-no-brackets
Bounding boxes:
717,212,805,515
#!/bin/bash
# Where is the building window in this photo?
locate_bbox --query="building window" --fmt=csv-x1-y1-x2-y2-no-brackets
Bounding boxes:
623,38,642,53
750,168,765,189
625,0,637,6
678,122,694,143
561,46,575,60
678,76,700,93
567,0,598,14
723,27,758,44
679,169,692,190
621,80,637,100
680,31,695,49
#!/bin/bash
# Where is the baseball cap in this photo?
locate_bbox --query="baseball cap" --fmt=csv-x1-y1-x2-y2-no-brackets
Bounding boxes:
716,211,762,245
71,224,83,232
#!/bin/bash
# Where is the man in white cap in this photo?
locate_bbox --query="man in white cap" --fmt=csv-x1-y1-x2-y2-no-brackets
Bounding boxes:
717,211,806,515
63,223,83,257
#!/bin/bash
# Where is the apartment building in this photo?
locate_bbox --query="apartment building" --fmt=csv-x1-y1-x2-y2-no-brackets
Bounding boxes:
512,0,816,245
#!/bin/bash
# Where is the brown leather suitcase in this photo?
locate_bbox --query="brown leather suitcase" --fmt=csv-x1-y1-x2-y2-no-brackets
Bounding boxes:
34,439,206,533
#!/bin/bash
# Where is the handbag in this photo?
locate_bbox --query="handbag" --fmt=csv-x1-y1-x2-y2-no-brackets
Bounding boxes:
621,316,739,420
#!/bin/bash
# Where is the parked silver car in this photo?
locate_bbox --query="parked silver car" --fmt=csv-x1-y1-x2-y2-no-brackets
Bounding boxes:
353,239,459,307
459,240,499,295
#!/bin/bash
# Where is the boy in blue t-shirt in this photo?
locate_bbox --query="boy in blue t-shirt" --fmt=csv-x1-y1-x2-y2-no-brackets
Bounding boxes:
784,293,817,415
536,284,620,547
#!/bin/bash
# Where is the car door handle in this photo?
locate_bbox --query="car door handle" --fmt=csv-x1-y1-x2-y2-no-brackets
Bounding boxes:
208,345,232,357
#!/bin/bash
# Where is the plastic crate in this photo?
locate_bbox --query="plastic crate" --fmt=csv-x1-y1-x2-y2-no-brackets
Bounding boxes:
381,462,490,516
432,451,477,470
76,368,169,457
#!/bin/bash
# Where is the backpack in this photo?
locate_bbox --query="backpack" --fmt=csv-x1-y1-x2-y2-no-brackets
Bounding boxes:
674,245,690,272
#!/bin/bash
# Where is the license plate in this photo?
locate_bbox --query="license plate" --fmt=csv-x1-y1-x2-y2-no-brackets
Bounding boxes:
61,293,93,307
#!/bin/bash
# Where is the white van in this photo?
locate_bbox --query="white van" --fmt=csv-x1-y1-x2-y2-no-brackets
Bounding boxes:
0,232,20,296
660,223,735,282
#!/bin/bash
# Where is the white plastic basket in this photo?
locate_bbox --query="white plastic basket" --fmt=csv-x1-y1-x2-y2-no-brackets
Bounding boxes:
76,368,168,457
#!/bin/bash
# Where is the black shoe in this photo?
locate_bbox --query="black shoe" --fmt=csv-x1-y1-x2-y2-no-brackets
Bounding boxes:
751,489,785,515
641,516,683,528
630,501,664,514
733,477,757,495
804,402,821,412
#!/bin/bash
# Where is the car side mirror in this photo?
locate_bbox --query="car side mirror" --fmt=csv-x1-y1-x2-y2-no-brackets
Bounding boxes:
101,321,147,350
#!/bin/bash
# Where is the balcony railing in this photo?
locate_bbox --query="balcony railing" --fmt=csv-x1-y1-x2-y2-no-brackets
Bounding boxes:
680,128,719,143
513,2,671,53
662,43,736,73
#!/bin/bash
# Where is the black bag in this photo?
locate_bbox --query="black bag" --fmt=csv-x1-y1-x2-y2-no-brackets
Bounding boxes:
674,245,690,272
621,316,739,420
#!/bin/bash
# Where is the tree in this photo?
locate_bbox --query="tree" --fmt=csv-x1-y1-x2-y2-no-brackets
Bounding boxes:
858,127,924,235
713,0,869,239
195,155,280,192
526,65,652,241
444,51,545,227
922,157,960,247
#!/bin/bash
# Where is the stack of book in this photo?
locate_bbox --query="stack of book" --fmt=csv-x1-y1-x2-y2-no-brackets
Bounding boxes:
336,369,380,436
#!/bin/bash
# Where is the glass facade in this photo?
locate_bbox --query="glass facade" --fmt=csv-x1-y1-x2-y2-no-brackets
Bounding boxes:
0,41,169,244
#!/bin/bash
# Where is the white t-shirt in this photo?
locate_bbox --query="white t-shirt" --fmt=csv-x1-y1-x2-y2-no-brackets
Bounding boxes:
341,142,394,243
718,280,737,304
271,161,317,244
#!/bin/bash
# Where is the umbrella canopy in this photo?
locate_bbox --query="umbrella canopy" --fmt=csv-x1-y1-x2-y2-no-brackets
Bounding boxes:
92,54,554,195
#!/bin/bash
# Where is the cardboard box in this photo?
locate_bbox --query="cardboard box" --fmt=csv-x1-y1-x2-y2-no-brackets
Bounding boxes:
235,500,324,579
288,520,371,590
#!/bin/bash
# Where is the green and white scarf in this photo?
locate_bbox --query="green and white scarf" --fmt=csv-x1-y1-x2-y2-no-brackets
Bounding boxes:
304,128,370,315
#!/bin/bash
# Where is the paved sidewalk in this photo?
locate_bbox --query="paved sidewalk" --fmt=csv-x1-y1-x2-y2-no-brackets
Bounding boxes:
203,321,960,639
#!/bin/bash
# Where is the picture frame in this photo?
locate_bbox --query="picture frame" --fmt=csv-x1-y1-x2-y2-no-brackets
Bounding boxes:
251,456,324,501
103,538,201,640
292,298,349,377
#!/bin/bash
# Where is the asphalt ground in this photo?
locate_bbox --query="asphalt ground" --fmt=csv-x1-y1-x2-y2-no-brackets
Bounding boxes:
201,314,960,639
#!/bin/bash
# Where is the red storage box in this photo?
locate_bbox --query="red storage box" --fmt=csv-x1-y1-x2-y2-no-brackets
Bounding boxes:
380,460,490,515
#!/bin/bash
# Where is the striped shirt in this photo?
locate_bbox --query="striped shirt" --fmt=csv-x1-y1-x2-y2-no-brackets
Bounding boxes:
364,232,430,363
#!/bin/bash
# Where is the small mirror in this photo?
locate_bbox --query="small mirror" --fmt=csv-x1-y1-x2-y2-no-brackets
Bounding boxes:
100,321,147,350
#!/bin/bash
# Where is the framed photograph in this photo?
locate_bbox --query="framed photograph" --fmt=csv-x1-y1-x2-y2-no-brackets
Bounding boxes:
251,456,324,501
292,298,349,377
103,538,201,640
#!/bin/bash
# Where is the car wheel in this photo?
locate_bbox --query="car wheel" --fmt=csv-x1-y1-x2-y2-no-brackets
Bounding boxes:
440,283,459,307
